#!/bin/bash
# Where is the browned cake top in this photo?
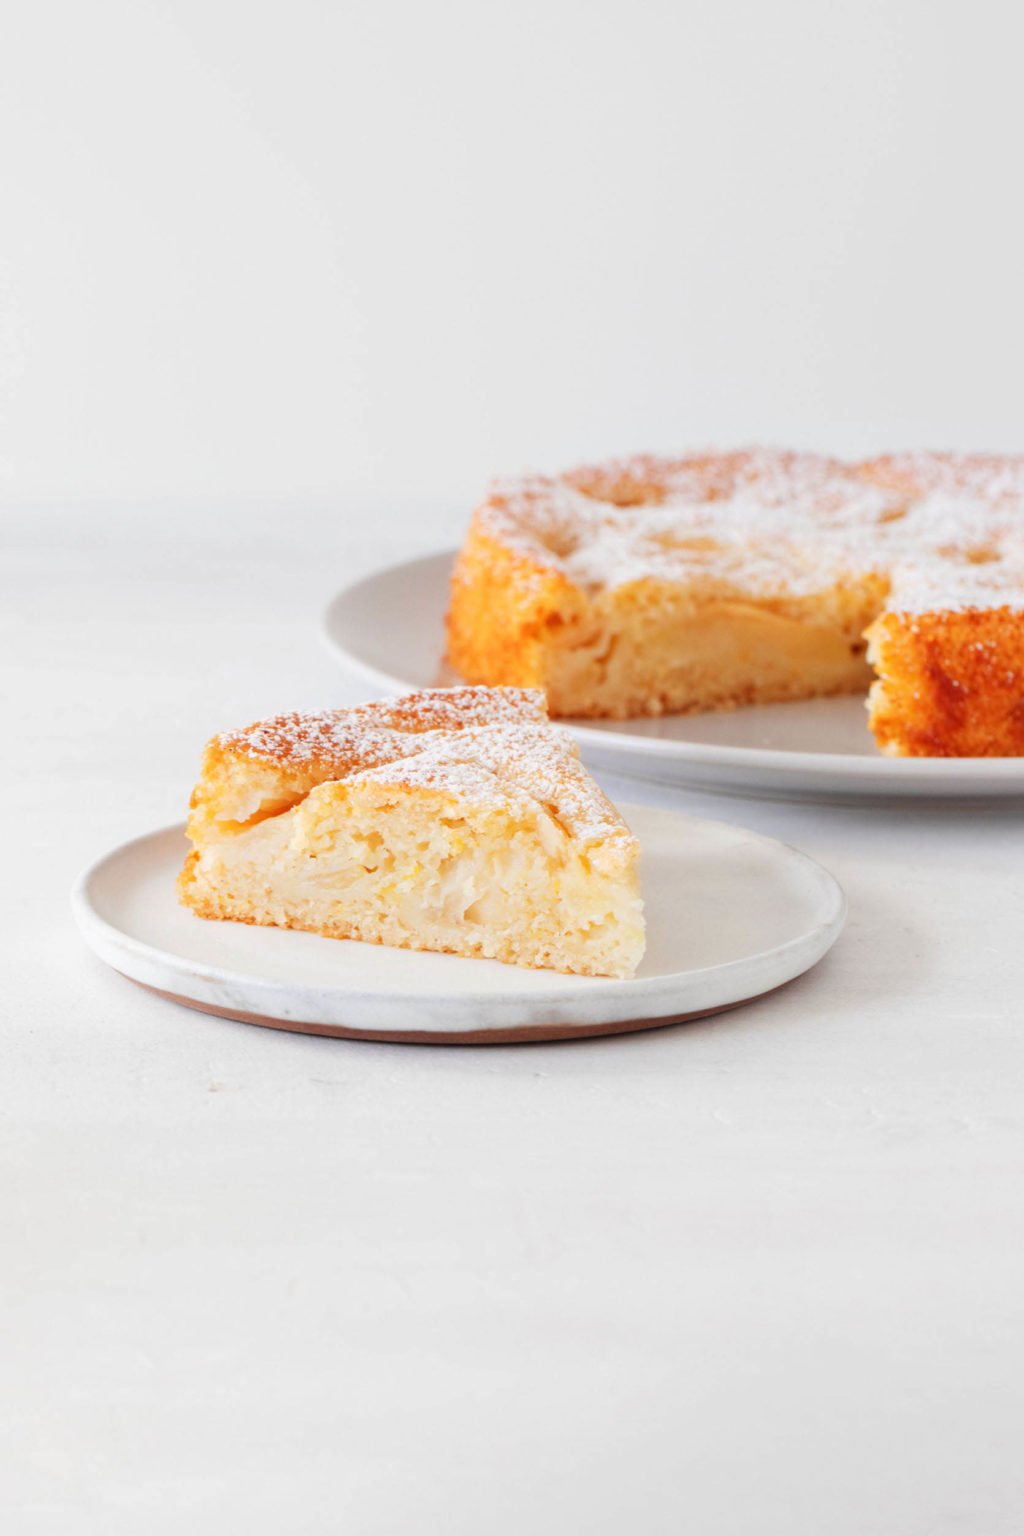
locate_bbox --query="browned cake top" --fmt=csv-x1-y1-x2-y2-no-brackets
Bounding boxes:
351,721,631,846
210,686,629,846
219,685,547,766
475,448,1024,611
858,451,1024,505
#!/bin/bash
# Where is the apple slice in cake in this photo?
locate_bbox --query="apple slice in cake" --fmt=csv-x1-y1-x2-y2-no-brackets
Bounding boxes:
178,686,645,978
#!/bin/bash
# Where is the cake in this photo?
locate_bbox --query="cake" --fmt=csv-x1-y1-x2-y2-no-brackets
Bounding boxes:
445,449,1024,757
178,686,645,978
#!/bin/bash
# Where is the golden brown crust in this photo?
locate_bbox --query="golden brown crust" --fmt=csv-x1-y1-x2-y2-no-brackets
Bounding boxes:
866,607,1024,756
445,518,582,691
858,451,1024,504
219,683,548,768
565,447,852,509
446,449,1024,754
185,685,549,844
183,684,630,850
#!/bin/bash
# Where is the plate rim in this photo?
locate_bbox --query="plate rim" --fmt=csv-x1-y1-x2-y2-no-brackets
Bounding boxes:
71,810,847,1030
322,550,1024,786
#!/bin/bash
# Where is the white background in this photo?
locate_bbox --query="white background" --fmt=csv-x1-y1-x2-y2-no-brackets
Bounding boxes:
6,5,1024,1533
1,0,1023,509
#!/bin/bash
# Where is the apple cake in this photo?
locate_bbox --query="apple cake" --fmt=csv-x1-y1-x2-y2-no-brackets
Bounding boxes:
179,685,645,978
445,449,1024,756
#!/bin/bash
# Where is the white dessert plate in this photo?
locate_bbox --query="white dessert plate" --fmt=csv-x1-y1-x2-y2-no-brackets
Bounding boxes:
72,806,845,1045
322,551,1024,802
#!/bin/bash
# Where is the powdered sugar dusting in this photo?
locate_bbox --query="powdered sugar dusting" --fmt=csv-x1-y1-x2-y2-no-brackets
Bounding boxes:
357,723,626,844
217,687,628,847
220,686,547,765
861,451,1024,508
479,449,1024,612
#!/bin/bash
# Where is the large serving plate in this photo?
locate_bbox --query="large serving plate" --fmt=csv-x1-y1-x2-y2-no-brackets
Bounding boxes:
72,807,845,1045
323,551,1024,802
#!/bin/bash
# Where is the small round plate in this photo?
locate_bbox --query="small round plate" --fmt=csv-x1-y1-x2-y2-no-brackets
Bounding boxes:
71,806,845,1045
322,551,1024,803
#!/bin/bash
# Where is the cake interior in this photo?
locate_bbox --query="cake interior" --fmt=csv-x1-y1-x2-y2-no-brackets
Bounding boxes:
181,770,645,978
538,586,879,720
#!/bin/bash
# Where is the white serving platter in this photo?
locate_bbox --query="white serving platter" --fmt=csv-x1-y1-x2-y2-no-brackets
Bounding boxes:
72,806,845,1044
323,551,1024,802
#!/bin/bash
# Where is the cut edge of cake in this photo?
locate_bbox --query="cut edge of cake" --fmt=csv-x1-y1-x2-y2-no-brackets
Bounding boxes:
445,450,1024,755
446,508,883,720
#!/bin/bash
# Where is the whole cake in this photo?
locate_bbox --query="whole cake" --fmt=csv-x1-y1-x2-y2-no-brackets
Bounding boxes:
445,449,1024,756
179,686,645,978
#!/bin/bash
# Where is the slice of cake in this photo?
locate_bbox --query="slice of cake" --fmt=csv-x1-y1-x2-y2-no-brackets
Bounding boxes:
178,686,645,978
445,448,1024,756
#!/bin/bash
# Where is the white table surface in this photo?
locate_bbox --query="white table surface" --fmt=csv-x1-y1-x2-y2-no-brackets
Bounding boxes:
6,503,1024,1535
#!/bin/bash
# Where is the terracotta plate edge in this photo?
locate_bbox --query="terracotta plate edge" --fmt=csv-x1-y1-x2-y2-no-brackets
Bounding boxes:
124,975,790,1046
